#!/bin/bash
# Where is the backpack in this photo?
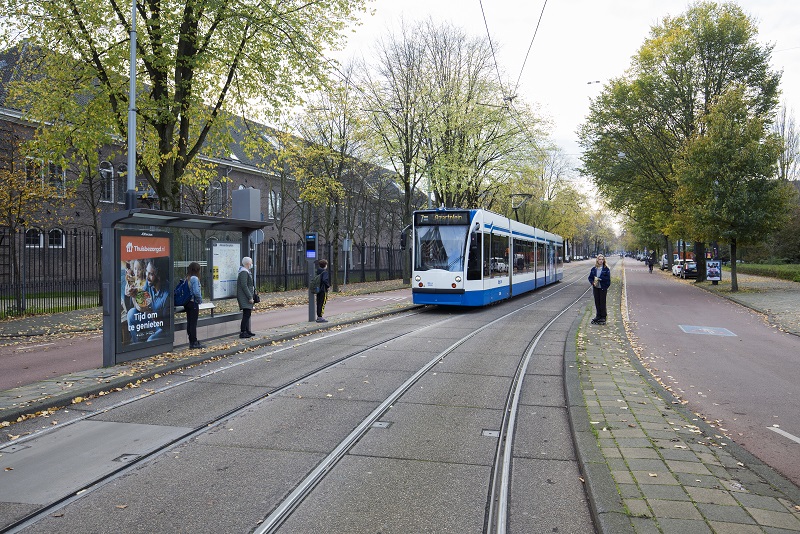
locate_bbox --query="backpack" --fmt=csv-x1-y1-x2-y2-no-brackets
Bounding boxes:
311,272,322,293
174,278,192,306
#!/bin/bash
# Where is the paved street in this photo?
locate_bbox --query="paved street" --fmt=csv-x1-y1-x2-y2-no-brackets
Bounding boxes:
1,264,800,532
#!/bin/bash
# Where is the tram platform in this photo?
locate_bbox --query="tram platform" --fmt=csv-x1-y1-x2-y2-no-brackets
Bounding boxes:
1,267,799,533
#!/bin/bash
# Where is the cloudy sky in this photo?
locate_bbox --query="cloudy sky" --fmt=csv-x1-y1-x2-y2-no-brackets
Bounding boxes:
334,0,800,161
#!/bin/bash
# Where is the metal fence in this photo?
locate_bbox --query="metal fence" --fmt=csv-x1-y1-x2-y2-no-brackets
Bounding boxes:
252,240,405,291
0,228,405,319
0,228,102,318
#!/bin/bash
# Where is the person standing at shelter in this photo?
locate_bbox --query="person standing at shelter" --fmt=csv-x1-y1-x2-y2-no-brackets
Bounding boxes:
588,254,611,325
315,259,331,323
185,262,205,349
237,257,255,338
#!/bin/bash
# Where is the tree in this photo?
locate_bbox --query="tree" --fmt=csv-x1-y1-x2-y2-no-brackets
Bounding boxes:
773,103,799,182
677,87,793,291
420,20,536,209
1,0,370,210
293,70,368,291
0,125,71,312
360,20,430,225
579,1,781,274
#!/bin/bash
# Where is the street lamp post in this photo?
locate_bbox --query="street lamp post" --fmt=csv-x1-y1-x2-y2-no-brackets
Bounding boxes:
125,0,137,210
510,193,532,222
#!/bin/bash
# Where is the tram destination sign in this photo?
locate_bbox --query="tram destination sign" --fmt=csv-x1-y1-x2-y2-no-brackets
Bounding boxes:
415,211,470,226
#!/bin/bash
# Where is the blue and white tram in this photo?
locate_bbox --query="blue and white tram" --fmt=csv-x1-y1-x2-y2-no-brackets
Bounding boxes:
410,208,563,306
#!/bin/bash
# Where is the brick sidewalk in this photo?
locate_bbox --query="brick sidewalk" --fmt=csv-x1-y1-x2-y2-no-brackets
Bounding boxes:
569,267,800,533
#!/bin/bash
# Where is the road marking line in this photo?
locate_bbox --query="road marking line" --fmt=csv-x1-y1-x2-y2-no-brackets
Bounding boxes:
769,427,800,445
15,342,55,351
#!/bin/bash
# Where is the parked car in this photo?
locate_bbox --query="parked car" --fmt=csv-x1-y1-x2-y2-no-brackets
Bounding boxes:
680,261,698,279
490,257,508,273
672,260,685,276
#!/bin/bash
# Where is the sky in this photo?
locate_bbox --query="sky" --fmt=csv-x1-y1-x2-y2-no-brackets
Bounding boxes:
333,0,800,164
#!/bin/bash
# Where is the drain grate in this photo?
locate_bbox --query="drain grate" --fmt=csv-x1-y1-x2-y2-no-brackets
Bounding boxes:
0,443,30,453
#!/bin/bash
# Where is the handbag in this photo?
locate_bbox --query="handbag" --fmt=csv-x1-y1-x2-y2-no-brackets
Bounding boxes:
253,292,260,304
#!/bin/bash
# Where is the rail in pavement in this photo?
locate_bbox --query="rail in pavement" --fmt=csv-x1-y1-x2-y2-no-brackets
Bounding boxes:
0,284,416,424
2,266,800,532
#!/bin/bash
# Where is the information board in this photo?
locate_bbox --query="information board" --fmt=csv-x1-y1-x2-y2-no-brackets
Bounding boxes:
706,260,722,282
212,242,242,299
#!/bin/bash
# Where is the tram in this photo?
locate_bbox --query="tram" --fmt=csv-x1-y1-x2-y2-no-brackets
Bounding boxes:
409,208,563,306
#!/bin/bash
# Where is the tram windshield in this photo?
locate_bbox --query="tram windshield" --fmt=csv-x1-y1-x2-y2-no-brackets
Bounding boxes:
414,224,467,272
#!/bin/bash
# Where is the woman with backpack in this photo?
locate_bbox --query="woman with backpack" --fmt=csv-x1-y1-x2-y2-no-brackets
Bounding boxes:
185,262,205,349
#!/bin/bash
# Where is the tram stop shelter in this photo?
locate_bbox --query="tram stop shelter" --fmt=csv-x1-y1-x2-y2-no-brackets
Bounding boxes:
101,208,270,367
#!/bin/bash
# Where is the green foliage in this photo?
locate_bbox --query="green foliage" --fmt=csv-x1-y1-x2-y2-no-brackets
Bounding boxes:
579,1,781,247
1,0,371,210
677,87,790,245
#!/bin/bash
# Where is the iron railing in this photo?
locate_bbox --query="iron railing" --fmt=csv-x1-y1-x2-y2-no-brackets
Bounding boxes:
0,228,404,319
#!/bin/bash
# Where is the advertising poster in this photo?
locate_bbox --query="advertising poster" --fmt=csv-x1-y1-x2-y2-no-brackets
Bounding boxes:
212,242,242,299
119,231,172,350
706,260,722,282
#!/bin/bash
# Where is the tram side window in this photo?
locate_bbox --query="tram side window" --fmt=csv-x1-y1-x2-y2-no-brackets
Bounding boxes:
513,238,534,273
467,231,482,280
486,233,509,277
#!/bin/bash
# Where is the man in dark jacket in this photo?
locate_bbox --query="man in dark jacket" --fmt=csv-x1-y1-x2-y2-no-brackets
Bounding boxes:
588,254,611,325
315,259,331,323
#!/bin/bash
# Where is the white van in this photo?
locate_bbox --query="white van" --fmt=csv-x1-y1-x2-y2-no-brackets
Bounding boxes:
660,253,680,270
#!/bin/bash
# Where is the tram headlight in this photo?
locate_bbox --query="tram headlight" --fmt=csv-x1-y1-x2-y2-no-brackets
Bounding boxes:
454,276,462,283
414,275,421,282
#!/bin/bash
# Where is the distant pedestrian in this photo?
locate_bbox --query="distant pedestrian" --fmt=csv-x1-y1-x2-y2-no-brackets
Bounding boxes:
588,254,611,325
315,259,331,323
237,257,255,338
185,261,205,349
648,257,654,273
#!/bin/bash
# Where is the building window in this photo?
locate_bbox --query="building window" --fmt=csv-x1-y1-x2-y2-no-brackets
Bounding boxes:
47,162,66,197
99,161,114,203
116,164,127,204
294,239,303,271
25,158,43,184
267,238,276,269
48,228,66,249
268,190,281,220
25,158,66,197
208,180,224,215
25,228,43,248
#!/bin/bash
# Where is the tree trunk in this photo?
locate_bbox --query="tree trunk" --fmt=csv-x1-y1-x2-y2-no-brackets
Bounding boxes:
662,235,669,269
695,241,706,282
730,238,738,292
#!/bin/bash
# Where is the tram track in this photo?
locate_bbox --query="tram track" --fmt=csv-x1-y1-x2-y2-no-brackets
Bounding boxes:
255,273,592,534
2,269,593,533
1,312,439,534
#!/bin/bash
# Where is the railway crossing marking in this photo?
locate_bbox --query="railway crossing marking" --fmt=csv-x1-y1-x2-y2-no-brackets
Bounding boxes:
678,325,737,337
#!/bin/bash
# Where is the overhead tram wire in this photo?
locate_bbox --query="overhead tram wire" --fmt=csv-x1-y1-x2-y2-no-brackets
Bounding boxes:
512,0,548,98
477,0,549,160
478,0,511,102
